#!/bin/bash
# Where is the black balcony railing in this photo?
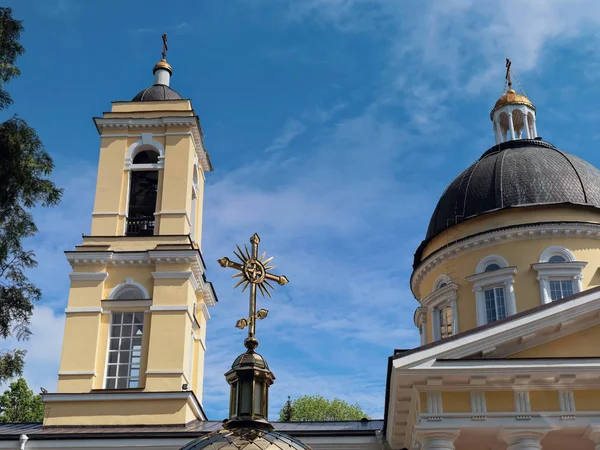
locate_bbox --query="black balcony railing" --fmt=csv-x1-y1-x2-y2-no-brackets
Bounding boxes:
126,216,155,236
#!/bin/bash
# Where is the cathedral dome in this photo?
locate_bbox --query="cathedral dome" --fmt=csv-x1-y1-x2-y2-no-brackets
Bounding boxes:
181,427,312,450
425,138,600,242
131,84,182,101
231,351,269,371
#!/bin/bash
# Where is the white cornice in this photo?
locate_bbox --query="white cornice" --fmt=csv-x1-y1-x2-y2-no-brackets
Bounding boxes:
66,252,113,265
414,307,427,327
65,250,216,307
64,307,103,314
421,283,459,308
91,211,127,217
57,371,96,376
531,261,587,278
466,266,518,289
199,301,211,321
412,222,600,298
203,282,217,307
94,116,212,172
69,272,109,281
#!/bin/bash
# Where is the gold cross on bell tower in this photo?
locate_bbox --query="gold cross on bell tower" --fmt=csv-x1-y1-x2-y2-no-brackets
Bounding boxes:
218,233,288,350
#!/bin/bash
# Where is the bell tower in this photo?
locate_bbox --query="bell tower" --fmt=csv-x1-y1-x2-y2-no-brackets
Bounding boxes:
43,38,218,427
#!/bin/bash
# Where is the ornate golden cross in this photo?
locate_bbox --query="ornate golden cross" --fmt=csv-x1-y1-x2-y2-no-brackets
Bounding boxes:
218,233,288,350
162,33,168,60
505,58,512,89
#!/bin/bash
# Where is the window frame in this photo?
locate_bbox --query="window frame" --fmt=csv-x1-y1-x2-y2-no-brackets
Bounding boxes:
467,256,517,326
483,286,507,323
422,276,459,342
532,247,586,304
104,311,145,390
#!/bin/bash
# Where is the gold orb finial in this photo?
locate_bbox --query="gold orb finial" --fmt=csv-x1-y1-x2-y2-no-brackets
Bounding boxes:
153,59,172,75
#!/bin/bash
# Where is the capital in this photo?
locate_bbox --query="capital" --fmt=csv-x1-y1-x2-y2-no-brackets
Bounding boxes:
583,425,600,447
499,428,549,450
415,430,460,450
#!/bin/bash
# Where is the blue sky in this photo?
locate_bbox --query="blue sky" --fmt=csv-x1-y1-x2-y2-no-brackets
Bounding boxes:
6,0,600,420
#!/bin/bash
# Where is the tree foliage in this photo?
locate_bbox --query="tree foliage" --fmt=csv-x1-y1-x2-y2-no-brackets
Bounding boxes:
278,395,368,422
0,7,62,382
0,378,44,423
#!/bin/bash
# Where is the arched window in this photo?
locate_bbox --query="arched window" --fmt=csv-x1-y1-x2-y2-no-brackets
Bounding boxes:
484,263,501,272
125,143,161,237
468,255,516,326
132,150,159,165
533,246,586,304
105,278,148,389
108,278,150,300
425,275,458,342
434,274,452,291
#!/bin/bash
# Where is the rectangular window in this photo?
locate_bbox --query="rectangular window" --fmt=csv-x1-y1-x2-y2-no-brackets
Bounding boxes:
105,312,144,389
438,305,454,339
484,287,506,323
549,280,574,301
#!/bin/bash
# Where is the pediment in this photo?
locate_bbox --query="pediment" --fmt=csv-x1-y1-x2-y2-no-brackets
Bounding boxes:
394,285,600,370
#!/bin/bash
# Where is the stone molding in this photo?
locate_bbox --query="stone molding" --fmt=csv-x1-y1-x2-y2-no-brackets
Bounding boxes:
412,222,600,298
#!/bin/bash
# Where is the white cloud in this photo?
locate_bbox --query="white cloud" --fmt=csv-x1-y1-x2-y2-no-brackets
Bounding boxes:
0,306,65,394
264,119,307,152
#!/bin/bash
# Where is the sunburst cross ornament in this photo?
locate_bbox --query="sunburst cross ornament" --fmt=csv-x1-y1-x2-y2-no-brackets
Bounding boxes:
217,233,288,350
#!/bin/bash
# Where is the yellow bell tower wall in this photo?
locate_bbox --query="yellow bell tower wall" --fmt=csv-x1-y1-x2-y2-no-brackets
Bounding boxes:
44,89,217,426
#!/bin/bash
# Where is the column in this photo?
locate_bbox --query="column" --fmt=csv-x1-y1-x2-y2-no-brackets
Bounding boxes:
505,280,517,316
475,287,487,326
501,430,548,450
537,276,550,304
574,274,583,293
523,110,531,139
416,430,460,450
494,119,502,144
584,425,600,450
531,115,538,138
451,296,459,334
508,112,516,140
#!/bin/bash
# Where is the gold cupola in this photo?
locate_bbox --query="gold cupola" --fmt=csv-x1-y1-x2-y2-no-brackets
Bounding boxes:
490,59,538,143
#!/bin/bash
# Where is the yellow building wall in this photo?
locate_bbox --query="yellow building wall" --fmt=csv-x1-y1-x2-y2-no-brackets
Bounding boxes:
574,390,600,411
416,205,600,341
530,390,560,412
422,205,600,259
419,392,426,413
44,398,191,426
51,92,212,427
441,392,471,413
486,391,514,412
510,325,600,358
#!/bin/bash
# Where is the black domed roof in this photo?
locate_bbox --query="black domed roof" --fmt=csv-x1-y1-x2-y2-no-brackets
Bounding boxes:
132,84,182,101
181,427,311,450
426,139,600,242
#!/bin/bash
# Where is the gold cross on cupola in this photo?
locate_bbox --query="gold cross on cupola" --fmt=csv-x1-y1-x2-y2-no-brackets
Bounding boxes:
217,233,288,350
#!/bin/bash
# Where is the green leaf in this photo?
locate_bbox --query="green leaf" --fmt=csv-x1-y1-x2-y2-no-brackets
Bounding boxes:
278,394,369,422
